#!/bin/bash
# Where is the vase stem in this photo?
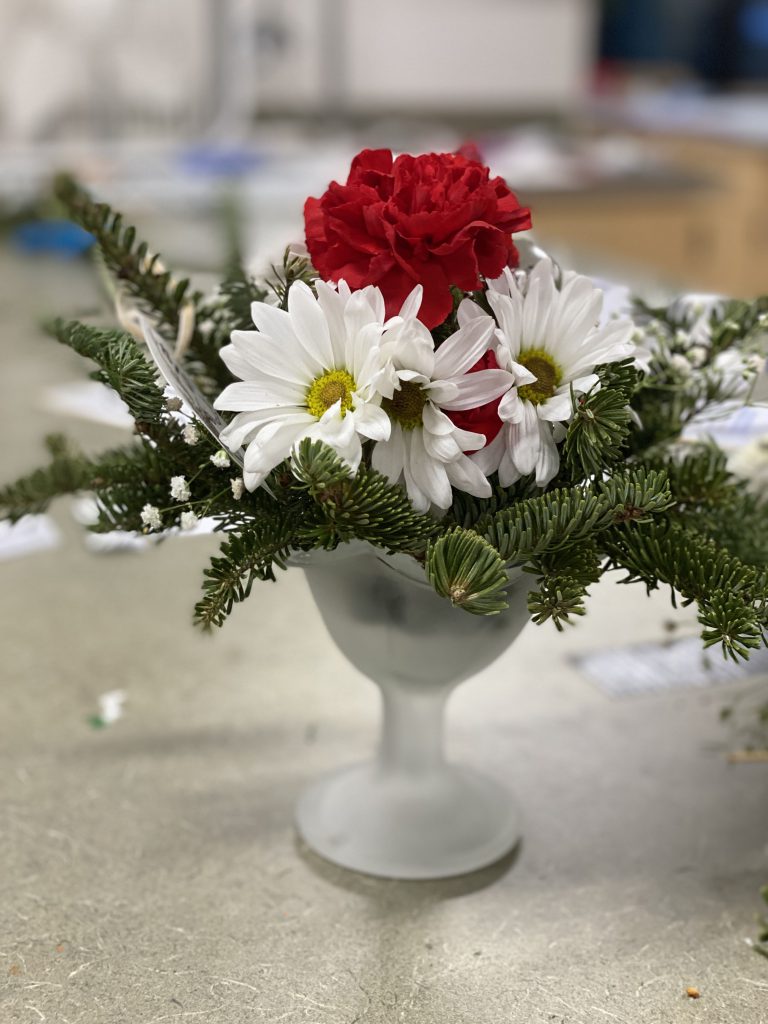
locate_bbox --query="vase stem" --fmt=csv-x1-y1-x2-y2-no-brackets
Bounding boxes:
378,683,449,776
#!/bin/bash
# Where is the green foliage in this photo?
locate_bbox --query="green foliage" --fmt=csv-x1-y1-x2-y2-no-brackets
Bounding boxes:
291,439,437,552
265,248,318,309
425,528,510,615
482,466,670,564
605,521,766,660
0,435,93,521
55,174,198,336
526,542,603,630
563,359,640,479
194,518,294,630
47,318,166,426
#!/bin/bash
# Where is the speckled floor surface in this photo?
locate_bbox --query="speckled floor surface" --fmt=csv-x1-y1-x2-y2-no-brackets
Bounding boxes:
1,252,767,1024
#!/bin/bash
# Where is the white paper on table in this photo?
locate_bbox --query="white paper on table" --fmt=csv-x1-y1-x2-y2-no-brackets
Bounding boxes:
573,635,768,699
0,515,60,562
41,381,133,429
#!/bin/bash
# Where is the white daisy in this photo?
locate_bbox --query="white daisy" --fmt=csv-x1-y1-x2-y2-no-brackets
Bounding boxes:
214,280,394,491
465,258,635,487
371,301,515,512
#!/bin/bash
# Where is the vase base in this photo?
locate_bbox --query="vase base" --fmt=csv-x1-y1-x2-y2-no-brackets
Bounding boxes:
296,761,521,880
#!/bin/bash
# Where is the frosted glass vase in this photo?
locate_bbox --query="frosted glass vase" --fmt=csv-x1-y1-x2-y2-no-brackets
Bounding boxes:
295,544,532,880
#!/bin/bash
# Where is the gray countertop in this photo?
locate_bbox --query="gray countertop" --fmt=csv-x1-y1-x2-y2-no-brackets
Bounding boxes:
1,250,767,1024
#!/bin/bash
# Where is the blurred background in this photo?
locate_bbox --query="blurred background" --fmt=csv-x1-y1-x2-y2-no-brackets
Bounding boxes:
0,0,767,294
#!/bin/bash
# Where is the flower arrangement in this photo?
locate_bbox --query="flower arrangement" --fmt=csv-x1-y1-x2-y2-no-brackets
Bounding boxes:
2,150,768,659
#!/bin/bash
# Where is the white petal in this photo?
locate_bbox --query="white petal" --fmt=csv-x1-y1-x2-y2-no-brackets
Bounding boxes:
445,454,492,498
372,424,405,482
407,429,452,509
229,330,314,387
535,425,560,487
288,281,334,369
509,401,541,475
424,380,459,406
522,258,557,352
536,390,574,423
422,403,456,435
214,379,306,411
423,427,461,462
470,428,505,476
433,316,494,379
348,323,384,383
436,369,513,412
250,301,298,348
398,285,423,321
315,280,347,350
243,418,310,475
402,433,430,512
498,387,524,423
457,297,488,327
219,408,309,450
451,425,486,452
487,290,523,359
353,402,391,441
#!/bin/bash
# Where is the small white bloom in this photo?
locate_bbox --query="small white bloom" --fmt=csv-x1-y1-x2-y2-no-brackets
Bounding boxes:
465,258,636,487
214,280,395,491
687,345,709,368
668,293,725,327
140,504,162,530
230,477,245,500
669,353,693,378
210,449,231,469
371,296,514,512
180,510,198,530
182,423,200,445
170,476,191,502
729,436,768,496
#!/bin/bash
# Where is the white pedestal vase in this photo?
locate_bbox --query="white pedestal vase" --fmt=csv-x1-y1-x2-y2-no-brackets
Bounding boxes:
295,545,532,880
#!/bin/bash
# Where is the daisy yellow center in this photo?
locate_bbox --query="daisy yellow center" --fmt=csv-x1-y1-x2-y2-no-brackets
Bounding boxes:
382,381,427,431
306,369,356,419
517,347,562,405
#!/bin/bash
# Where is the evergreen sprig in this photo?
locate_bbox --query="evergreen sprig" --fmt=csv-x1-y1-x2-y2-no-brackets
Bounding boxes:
47,319,166,426
526,542,603,630
194,518,295,630
0,435,93,521
563,359,640,479
425,528,510,615
55,174,198,336
605,521,766,660
291,439,438,552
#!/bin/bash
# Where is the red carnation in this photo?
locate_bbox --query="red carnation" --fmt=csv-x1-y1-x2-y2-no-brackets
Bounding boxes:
304,149,532,330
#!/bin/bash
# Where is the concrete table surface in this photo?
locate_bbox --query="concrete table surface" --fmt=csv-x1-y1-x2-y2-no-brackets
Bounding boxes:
1,251,767,1024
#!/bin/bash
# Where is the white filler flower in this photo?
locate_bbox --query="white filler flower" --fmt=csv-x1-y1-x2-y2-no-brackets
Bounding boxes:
214,281,393,491
468,259,635,487
372,299,514,512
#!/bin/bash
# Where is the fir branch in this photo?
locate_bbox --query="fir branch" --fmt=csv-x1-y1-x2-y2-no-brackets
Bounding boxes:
290,439,438,552
47,318,166,425
526,542,603,630
194,518,295,630
598,467,673,523
266,248,318,309
563,359,640,479
0,435,92,521
605,521,766,660
55,174,197,335
483,484,614,563
425,528,510,615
